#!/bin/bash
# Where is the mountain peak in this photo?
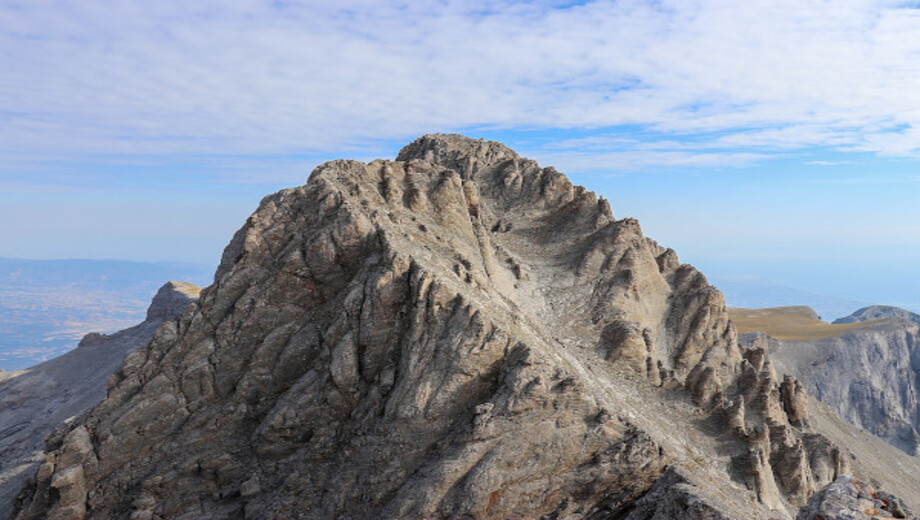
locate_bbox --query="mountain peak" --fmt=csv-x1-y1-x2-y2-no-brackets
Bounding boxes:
14,135,920,519
395,133,518,172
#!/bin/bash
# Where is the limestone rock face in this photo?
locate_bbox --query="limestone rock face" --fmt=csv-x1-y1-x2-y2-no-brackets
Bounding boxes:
9,135,913,519
0,282,200,520
781,375,809,427
764,310,920,455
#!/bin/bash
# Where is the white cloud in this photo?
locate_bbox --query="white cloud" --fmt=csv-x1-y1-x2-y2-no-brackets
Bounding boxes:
806,160,853,166
3,0,920,173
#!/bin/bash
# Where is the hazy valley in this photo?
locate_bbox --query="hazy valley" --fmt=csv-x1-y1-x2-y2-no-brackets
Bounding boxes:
0,282,201,518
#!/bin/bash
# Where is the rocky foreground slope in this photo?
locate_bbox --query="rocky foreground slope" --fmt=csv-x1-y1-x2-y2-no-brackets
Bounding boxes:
12,135,920,519
751,306,920,455
0,282,200,519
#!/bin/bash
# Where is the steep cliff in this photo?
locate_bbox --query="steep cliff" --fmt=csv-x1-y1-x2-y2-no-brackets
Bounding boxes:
0,282,200,519
757,306,920,455
12,135,916,519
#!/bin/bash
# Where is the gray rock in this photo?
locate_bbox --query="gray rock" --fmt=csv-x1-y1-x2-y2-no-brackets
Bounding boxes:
781,375,809,427
0,282,199,519
144,281,202,322
797,476,917,520
620,468,732,520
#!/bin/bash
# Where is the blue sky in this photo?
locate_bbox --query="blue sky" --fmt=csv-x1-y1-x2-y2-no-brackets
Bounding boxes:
2,0,920,310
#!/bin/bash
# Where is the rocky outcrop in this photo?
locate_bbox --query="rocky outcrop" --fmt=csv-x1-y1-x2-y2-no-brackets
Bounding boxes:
9,135,916,519
797,476,917,520
0,282,200,520
618,468,732,520
144,281,202,322
781,375,809,427
721,337,846,510
763,307,920,455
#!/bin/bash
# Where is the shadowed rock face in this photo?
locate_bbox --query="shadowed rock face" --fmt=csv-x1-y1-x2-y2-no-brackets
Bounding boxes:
10,135,915,520
0,281,200,520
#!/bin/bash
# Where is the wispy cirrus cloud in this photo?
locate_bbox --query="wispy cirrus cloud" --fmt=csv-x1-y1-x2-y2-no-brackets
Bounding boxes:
3,0,920,175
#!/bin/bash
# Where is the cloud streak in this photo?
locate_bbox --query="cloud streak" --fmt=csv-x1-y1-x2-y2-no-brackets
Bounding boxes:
3,0,920,174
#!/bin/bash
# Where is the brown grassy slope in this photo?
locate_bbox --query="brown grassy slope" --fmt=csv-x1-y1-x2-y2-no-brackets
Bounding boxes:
728,306,886,341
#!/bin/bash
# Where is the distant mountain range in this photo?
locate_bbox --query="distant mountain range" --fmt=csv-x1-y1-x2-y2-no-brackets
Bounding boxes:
0,258,211,370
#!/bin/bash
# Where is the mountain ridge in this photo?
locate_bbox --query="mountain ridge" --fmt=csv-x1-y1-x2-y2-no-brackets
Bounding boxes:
728,306,890,341
11,135,920,519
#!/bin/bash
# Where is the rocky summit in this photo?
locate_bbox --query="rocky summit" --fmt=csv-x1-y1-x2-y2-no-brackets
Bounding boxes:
11,135,920,519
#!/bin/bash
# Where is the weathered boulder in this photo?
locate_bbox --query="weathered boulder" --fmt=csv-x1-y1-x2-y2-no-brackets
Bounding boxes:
797,476,917,520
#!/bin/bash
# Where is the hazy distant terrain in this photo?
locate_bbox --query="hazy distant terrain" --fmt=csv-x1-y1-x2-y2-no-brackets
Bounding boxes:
0,258,211,370
708,274,874,322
